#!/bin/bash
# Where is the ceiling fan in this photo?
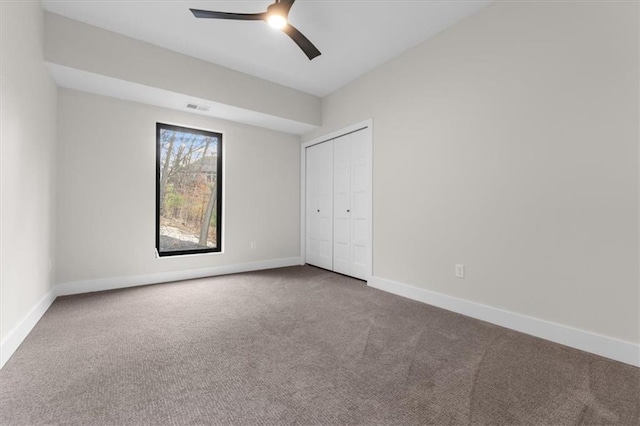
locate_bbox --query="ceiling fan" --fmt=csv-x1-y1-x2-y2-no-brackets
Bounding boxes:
190,0,321,60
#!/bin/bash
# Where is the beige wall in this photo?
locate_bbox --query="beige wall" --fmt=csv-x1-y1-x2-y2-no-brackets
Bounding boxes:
0,2,58,341
306,1,639,343
56,89,301,284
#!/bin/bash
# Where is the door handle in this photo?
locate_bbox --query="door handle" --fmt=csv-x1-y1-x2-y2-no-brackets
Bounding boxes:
347,209,350,213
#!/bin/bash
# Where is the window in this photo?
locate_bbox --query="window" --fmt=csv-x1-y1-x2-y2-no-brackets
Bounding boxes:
156,123,222,256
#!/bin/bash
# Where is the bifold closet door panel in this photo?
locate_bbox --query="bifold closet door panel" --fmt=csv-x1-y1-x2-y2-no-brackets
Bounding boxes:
305,141,333,270
305,143,319,267
349,130,371,280
333,134,351,276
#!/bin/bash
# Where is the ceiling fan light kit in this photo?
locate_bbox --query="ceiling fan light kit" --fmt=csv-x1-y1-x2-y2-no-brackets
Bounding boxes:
190,0,321,60
267,15,287,30
266,2,288,29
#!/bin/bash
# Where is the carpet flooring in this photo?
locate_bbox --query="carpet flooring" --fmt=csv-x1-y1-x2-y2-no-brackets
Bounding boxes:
0,266,638,425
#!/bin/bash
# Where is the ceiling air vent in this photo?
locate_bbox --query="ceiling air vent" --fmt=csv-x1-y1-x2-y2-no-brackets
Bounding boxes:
186,103,210,112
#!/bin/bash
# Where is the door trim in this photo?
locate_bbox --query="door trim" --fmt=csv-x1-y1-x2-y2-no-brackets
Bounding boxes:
300,119,373,280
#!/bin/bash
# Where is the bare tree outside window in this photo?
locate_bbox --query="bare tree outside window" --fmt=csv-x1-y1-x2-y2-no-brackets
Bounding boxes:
156,123,222,256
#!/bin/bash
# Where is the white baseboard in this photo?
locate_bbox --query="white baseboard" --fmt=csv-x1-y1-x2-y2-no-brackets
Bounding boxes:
368,276,640,367
55,257,303,296
0,289,57,369
0,257,302,369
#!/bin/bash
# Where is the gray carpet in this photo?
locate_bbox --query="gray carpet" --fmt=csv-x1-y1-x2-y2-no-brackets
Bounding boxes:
0,266,638,425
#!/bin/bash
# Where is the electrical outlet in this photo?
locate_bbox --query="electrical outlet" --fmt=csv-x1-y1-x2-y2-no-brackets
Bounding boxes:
455,264,465,279
250,241,256,250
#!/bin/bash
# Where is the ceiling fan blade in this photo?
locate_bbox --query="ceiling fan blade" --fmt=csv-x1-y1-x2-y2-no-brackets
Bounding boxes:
190,9,266,21
281,24,321,60
280,0,297,14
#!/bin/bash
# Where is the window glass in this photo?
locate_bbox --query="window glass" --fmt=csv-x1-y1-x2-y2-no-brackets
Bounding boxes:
156,123,222,256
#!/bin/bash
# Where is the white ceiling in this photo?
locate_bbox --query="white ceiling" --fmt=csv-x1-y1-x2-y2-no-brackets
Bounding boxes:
41,0,490,97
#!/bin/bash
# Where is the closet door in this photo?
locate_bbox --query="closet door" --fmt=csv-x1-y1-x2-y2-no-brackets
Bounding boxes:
333,134,351,275
348,129,371,280
333,128,371,280
305,141,333,270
